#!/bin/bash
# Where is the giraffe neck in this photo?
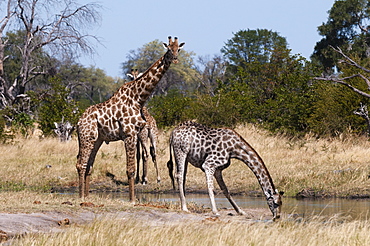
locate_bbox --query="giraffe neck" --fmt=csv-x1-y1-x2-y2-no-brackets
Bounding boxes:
130,50,173,105
237,140,277,198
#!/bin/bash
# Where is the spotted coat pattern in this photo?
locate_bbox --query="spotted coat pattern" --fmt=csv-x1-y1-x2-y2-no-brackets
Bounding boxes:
136,106,160,184
126,70,160,185
76,36,184,201
167,121,283,219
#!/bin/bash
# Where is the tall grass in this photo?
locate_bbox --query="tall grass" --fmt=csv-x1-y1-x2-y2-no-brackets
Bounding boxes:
15,215,370,246
0,123,369,197
2,125,370,245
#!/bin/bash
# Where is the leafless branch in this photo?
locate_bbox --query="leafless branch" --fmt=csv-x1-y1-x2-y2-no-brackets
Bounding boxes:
330,45,370,73
314,75,370,98
314,46,370,99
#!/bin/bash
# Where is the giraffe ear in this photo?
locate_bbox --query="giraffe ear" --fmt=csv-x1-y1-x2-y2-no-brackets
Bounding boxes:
163,43,169,49
179,42,185,50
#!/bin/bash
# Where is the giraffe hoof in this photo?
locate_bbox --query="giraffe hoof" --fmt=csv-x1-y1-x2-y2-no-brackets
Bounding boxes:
238,210,247,216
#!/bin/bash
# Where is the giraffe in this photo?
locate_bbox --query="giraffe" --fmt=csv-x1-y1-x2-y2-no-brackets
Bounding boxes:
126,69,143,80
126,69,160,185
135,106,160,184
167,121,283,219
76,36,185,201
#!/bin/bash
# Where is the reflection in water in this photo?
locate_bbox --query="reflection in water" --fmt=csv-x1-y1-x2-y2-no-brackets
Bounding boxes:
112,193,370,220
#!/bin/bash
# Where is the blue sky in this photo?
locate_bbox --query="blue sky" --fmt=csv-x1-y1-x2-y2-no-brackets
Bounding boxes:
79,0,336,78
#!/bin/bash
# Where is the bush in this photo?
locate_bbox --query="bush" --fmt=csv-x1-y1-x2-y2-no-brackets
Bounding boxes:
33,78,81,136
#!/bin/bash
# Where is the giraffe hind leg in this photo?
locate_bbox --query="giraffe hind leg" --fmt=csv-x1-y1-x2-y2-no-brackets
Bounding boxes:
76,140,103,198
204,166,219,216
135,141,141,184
174,155,189,212
150,145,160,183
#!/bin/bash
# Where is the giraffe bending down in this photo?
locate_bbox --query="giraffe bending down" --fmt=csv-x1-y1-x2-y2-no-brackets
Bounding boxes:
167,121,283,219
76,36,184,201
126,69,160,185
135,106,160,184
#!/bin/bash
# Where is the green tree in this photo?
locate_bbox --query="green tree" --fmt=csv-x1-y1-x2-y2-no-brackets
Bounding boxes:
121,39,199,96
222,29,288,70
147,89,192,128
312,0,370,70
34,77,81,136
58,63,117,110
219,29,315,134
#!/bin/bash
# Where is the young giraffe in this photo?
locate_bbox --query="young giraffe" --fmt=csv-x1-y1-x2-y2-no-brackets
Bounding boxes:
167,121,283,219
135,106,160,184
76,36,184,201
126,68,160,185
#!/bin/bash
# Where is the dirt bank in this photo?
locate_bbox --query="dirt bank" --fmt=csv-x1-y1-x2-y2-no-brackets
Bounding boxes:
0,206,272,244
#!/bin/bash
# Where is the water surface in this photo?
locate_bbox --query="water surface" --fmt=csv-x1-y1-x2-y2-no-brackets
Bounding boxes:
128,193,370,220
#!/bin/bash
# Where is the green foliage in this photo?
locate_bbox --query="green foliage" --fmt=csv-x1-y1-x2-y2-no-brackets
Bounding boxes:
121,39,199,96
308,58,370,136
221,29,288,74
147,89,193,128
312,0,370,69
34,77,81,136
12,112,35,137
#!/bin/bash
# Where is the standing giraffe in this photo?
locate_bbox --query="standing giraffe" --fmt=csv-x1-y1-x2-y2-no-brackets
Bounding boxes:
167,121,283,219
126,69,160,185
76,36,184,201
135,106,160,184
126,69,161,185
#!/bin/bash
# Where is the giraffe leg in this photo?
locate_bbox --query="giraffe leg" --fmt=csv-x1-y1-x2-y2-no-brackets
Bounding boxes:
214,169,246,215
203,164,219,216
174,154,189,212
141,143,149,185
135,141,141,184
150,145,160,183
77,140,103,198
77,168,86,198
125,135,137,203
167,158,176,190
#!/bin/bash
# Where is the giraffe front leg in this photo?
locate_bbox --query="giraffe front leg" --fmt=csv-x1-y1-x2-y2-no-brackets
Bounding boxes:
125,135,137,203
214,169,245,215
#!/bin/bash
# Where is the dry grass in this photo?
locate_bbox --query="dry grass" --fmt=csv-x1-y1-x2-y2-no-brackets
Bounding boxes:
0,124,369,198
1,125,370,245
14,215,370,246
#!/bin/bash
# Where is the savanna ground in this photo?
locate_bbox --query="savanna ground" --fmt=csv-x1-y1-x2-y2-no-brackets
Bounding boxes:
0,124,370,245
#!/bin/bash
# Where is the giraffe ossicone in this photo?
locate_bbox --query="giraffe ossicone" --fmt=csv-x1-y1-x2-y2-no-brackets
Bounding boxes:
76,36,184,202
167,121,283,219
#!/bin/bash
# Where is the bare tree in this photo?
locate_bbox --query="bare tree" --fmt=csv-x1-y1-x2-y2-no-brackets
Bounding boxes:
0,0,101,109
314,46,370,98
196,54,227,96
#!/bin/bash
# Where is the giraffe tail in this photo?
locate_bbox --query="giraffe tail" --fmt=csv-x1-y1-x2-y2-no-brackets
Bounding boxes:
167,134,176,190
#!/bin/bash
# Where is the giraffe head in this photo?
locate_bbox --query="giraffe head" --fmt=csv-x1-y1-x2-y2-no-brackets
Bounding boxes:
126,69,143,81
266,189,284,220
163,36,185,64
